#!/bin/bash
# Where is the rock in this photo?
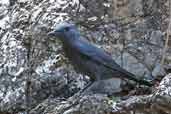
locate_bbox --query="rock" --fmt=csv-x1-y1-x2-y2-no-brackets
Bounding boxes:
30,94,112,114
152,63,166,79
116,52,149,78
128,0,143,16
150,30,163,46
0,0,170,113
84,78,122,95
29,74,171,114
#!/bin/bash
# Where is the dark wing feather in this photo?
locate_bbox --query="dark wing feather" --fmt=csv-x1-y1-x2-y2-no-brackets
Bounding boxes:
72,39,152,86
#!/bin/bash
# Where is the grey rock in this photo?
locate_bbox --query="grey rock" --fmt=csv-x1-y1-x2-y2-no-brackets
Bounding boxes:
128,0,143,16
152,63,166,78
0,0,170,113
84,78,122,94
150,30,163,46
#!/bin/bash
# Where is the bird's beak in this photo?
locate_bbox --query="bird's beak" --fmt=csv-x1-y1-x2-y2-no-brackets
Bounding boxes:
47,30,56,36
48,30,62,37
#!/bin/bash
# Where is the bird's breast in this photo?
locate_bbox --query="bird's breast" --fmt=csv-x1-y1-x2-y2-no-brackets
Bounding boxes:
63,44,96,79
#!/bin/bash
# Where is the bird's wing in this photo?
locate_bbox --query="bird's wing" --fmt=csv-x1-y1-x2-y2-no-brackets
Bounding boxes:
73,39,152,86
73,40,131,76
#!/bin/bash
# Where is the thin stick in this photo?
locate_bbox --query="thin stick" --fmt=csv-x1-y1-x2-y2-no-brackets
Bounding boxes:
161,0,171,66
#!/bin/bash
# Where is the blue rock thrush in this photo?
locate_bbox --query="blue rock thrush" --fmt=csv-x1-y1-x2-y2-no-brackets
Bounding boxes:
47,22,152,93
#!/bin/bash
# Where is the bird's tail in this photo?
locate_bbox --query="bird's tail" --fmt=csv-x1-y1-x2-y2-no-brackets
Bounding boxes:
124,72,153,87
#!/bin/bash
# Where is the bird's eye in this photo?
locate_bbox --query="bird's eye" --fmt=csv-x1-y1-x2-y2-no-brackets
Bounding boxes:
64,27,70,32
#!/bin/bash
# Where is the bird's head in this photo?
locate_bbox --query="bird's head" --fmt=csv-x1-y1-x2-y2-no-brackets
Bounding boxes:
48,22,80,42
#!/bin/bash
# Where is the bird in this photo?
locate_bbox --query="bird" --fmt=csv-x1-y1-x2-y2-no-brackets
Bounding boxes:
47,22,153,89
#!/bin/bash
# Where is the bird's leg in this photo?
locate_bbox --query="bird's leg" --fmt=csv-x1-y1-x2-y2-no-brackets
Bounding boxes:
94,69,102,81
78,81,94,95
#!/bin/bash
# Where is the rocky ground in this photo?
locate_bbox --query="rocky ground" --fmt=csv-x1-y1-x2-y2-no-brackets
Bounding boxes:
0,0,171,114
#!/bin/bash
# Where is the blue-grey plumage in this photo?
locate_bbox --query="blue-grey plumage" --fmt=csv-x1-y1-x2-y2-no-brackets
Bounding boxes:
48,22,153,86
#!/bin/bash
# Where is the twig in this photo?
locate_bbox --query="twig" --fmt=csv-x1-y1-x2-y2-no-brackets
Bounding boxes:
160,0,171,66
25,35,32,114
